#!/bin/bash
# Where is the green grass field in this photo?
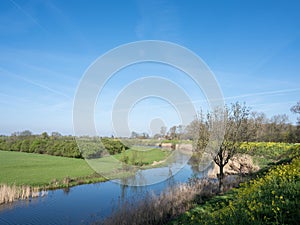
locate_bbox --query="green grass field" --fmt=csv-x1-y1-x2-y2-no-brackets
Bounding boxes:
0,147,170,187
114,146,170,165
0,150,100,186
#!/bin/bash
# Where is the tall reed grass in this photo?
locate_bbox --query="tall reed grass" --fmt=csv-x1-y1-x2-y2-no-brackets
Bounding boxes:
100,176,243,225
0,184,42,204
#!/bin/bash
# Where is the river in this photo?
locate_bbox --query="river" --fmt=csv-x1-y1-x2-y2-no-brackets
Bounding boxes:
0,153,213,225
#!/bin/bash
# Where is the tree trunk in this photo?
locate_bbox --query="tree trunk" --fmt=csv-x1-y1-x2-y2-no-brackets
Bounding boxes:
218,164,224,193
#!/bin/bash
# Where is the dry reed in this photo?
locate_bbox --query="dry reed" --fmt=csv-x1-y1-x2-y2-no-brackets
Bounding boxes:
0,184,46,205
100,176,243,225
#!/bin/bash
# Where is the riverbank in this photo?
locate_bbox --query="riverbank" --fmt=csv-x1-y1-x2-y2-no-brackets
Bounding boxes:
0,173,107,205
170,156,300,225
0,150,108,204
0,146,172,204
100,175,244,225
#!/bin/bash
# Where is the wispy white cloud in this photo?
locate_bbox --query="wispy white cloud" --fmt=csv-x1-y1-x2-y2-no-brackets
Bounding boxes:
223,88,300,101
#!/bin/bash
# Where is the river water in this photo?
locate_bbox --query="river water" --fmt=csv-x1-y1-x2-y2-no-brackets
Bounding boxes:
0,154,213,225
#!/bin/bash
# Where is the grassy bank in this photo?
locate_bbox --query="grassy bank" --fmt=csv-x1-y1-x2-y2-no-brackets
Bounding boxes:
238,142,300,168
0,150,106,187
171,157,300,225
170,142,300,225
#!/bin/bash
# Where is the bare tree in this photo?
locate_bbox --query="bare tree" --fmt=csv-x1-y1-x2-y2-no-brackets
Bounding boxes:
184,110,209,149
291,101,300,142
176,125,185,140
211,102,250,192
291,101,300,124
248,112,268,141
184,117,199,140
168,126,177,140
269,114,289,142
160,126,167,139
194,110,210,152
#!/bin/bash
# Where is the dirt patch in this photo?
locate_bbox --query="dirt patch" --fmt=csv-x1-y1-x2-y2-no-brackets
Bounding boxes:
151,159,166,166
208,154,259,178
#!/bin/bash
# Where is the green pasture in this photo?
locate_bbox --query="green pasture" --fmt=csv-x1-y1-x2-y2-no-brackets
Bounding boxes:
0,146,170,186
0,150,101,186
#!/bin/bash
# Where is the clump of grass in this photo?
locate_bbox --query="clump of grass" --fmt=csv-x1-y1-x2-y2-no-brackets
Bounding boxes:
98,176,243,225
0,184,43,204
47,174,106,190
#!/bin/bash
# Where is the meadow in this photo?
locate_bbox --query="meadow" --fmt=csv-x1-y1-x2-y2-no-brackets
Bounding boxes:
0,150,105,187
0,146,170,187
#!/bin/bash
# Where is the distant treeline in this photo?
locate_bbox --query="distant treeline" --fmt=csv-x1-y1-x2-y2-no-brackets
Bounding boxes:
0,131,127,159
155,109,300,144
133,114,300,144
186,112,300,143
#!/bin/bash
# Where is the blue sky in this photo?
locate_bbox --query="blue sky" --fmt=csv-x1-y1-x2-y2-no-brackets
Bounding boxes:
0,0,300,136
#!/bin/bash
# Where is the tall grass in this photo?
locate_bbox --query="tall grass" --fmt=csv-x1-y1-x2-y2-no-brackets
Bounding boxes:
0,184,42,204
99,176,243,225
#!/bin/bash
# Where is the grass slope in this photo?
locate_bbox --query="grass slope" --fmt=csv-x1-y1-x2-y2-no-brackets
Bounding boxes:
171,154,300,225
0,150,100,186
0,147,170,187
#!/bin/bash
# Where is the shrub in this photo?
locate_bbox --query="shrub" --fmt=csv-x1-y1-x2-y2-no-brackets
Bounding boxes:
101,138,128,155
